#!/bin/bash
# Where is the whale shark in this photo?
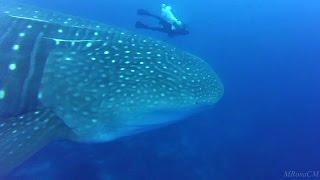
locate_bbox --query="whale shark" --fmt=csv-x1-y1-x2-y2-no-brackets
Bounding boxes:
0,1,224,176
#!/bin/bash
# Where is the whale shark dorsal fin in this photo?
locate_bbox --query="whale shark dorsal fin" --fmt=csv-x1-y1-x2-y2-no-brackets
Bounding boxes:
0,109,72,176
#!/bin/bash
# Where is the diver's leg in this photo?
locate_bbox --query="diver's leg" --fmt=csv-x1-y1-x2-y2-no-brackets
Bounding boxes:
147,26,167,33
137,9,164,21
137,9,151,15
135,21,150,29
135,21,167,33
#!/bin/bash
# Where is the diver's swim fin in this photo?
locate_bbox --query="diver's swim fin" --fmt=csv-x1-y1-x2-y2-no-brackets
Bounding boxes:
0,109,72,177
137,9,151,16
135,21,149,29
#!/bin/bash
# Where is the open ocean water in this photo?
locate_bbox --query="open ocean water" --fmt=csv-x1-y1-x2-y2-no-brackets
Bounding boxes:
1,0,319,179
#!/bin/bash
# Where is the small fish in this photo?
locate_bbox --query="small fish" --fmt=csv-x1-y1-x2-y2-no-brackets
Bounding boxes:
0,1,224,176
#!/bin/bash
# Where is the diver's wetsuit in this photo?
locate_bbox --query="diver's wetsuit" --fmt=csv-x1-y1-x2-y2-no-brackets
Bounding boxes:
135,9,189,37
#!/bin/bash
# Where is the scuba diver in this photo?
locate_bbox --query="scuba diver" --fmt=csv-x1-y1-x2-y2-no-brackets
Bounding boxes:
135,4,189,37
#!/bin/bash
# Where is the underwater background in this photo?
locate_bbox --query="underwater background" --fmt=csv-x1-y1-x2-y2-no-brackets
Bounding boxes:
5,0,319,179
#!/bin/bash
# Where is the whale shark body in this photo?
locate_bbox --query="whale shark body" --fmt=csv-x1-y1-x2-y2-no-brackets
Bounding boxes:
0,1,223,176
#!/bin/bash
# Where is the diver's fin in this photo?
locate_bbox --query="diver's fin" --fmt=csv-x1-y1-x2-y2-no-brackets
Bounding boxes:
137,9,151,16
135,21,149,29
0,109,72,177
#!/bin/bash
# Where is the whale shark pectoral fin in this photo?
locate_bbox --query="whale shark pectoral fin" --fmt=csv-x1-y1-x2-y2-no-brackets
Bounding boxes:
0,109,71,177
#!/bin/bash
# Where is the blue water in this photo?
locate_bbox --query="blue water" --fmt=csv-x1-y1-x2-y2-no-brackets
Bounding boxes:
7,0,320,179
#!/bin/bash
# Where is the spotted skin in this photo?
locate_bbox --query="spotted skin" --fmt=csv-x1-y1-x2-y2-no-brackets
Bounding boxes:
0,109,70,175
41,39,223,141
0,2,223,176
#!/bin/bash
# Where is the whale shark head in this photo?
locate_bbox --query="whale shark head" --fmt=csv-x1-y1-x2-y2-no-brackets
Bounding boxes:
40,34,224,142
0,2,223,176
